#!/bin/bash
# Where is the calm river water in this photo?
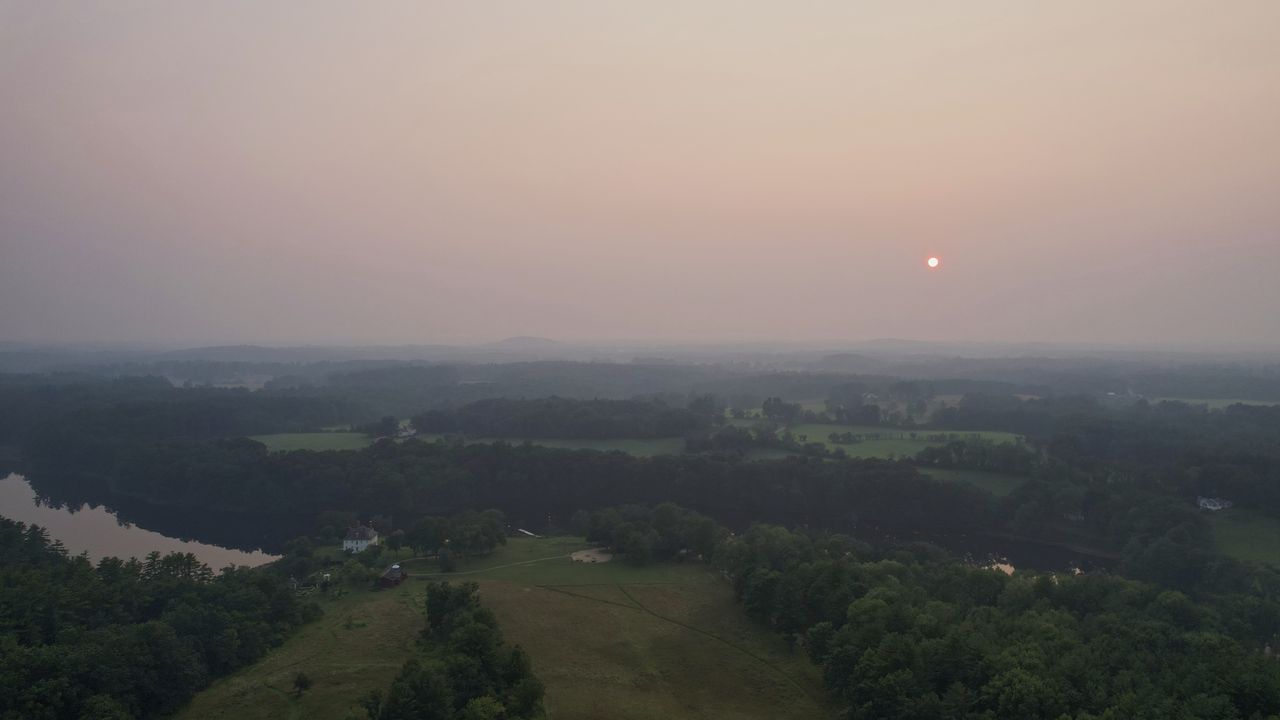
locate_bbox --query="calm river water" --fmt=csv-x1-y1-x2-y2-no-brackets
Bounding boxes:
0,473,277,568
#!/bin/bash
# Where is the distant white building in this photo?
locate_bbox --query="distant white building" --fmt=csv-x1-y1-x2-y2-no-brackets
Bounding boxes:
1197,496,1234,511
343,525,380,553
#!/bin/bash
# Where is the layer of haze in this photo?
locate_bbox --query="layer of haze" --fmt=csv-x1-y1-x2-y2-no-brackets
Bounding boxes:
2,1,1278,347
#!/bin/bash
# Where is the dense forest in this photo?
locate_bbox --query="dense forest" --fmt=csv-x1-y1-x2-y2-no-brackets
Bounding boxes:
718,522,1280,719
0,518,319,719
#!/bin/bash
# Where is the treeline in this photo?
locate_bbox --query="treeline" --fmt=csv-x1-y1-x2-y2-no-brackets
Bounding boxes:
935,394,1280,516
572,503,726,564
361,582,544,720
24,438,992,542
715,523,1280,719
915,439,1038,475
0,518,318,719
1,374,362,450
406,510,508,571
411,396,719,439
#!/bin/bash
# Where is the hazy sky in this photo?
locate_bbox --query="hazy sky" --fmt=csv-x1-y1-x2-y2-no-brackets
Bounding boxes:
2,1,1278,346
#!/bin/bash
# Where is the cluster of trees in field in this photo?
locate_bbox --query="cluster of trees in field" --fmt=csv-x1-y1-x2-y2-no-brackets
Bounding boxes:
914,439,1038,475
0,518,319,719
405,510,508,571
713,523,1280,719
571,503,726,565
683,424,837,459
410,396,720,439
361,582,544,720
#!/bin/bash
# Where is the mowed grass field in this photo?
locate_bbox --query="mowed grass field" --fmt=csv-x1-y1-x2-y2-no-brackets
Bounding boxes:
789,423,1021,459
1211,510,1280,567
180,538,829,720
176,583,423,720
249,432,685,456
417,434,688,457
249,432,373,452
919,467,1026,497
411,537,829,720
1155,397,1280,410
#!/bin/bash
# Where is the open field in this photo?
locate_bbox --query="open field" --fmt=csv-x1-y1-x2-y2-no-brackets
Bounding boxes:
249,432,373,452
249,432,685,456
175,583,422,720
445,537,830,720
919,467,1026,497
789,423,1022,459
1155,397,1280,410
181,537,828,720
1211,510,1280,567
418,434,687,457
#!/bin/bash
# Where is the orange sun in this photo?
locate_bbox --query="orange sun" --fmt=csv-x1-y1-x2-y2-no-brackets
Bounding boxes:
927,256,941,269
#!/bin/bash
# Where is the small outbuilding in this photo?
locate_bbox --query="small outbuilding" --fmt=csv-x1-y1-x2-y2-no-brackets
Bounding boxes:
380,564,408,588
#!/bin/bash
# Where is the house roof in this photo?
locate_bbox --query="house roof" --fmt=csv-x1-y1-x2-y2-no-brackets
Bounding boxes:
345,525,378,541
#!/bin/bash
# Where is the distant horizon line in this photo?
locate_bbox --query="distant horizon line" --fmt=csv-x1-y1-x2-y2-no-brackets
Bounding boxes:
4,336,1280,355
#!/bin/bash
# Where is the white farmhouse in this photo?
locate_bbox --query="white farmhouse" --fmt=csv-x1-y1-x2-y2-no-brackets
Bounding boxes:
343,525,380,553
1197,496,1234,512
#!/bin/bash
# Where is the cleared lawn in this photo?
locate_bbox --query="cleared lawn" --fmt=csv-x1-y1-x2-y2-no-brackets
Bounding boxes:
249,432,373,452
421,537,831,720
789,423,1022,459
181,538,829,720
417,434,687,457
175,583,422,720
919,468,1026,497
1211,510,1280,567
1155,397,1280,410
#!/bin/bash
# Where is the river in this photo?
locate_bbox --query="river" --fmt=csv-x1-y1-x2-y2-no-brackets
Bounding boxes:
0,473,278,568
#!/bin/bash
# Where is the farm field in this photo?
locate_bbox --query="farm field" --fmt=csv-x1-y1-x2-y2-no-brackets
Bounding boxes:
175,583,422,720
180,537,829,720
1155,397,1280,409
1210,510,1280,567
919,467,1026,497
448,538,830,720
789,423,1022,459
249,432,373,452
417,434,687,457
248,432,686,456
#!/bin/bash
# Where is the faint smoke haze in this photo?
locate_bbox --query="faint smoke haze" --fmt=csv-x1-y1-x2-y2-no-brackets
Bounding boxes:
1,1,1278,346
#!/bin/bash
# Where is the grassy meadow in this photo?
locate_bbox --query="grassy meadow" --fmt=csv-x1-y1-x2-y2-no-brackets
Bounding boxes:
175,583,423,720
430,537,830,720
919,467,1026,497
1210,510,1280,567
417,434,687,457
181,537,829,720
249,432,373,452
249,432,685,456
1154,397,1280,410
789,423,1021,459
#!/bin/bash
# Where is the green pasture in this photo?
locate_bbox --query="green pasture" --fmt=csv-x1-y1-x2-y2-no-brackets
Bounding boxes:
1155,397,1280,410
179,537,829,720
249,432,373,452
175,583,422,720
919,467,1026,497
417,434,687,457
788,423,1022,459
1210,510,1280,567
